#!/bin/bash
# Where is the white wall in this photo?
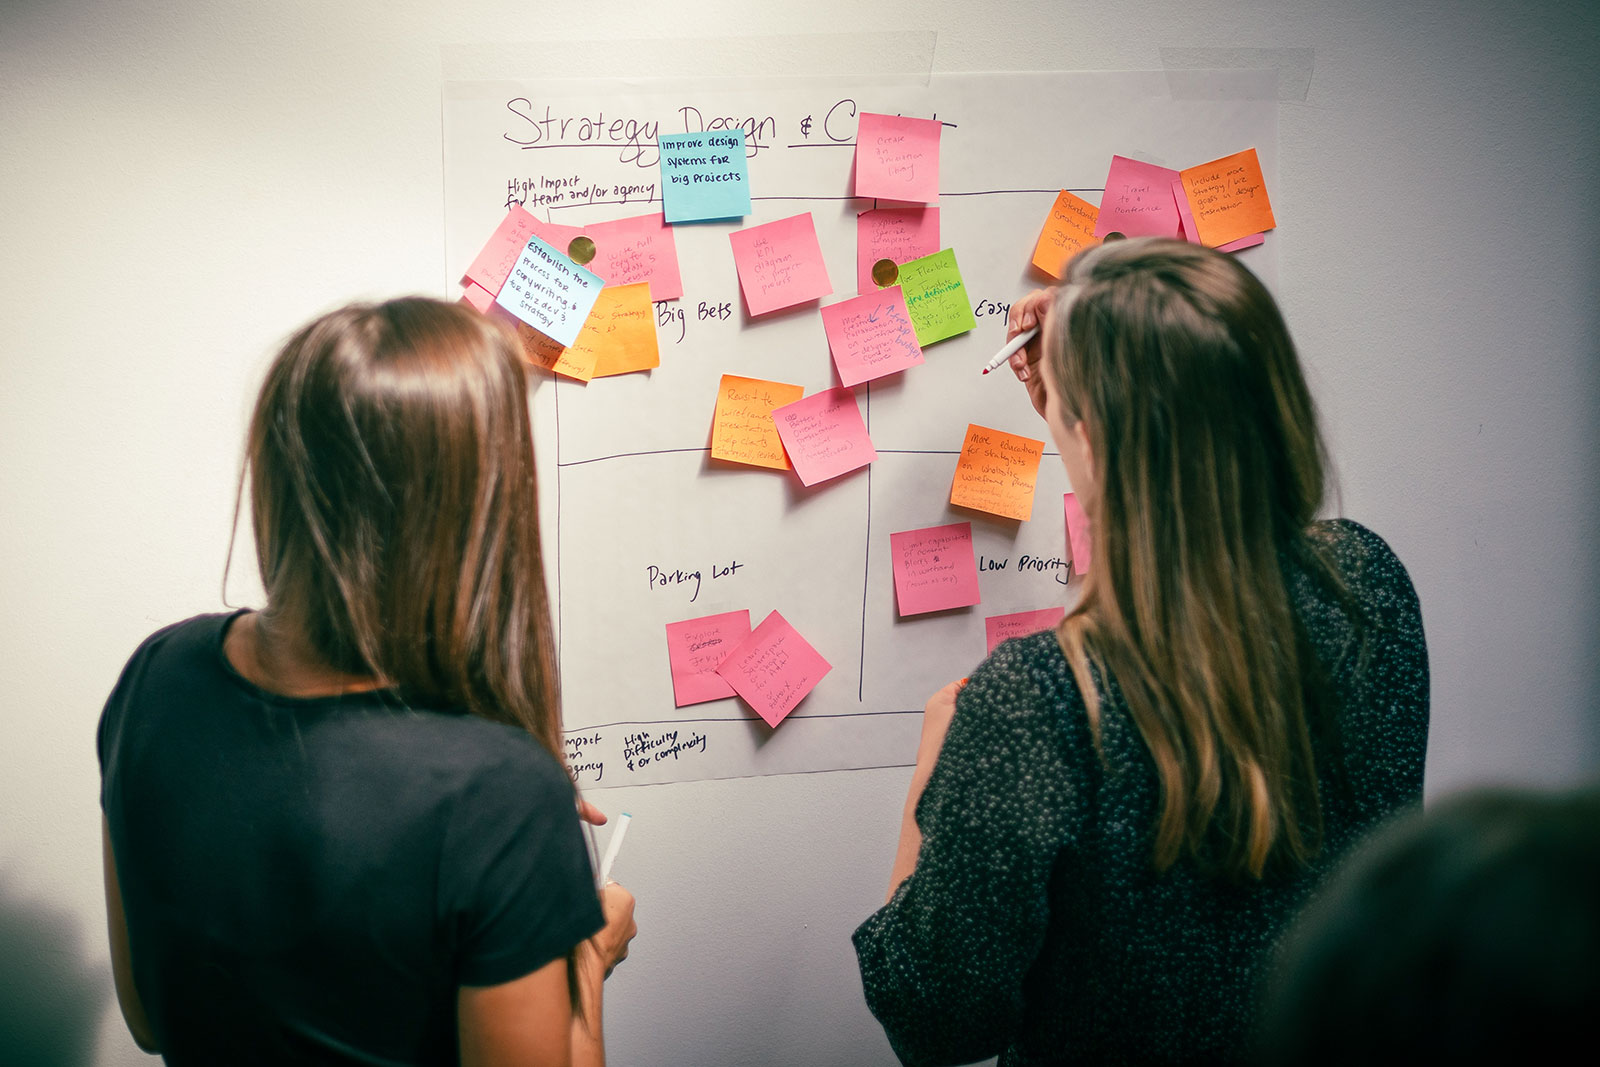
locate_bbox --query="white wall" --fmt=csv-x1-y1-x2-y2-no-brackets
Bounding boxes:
2,2,1594,1063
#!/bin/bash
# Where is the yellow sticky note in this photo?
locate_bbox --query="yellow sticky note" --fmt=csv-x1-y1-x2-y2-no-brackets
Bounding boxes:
1031,190,1100,279
711,374,803,470
1178,148,1277,248
950,423,1045,521
516,322,598,382
585,284,660,378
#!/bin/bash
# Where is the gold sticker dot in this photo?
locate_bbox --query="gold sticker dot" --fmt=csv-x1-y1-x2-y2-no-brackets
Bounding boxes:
871,258,899,287
567,236,597,265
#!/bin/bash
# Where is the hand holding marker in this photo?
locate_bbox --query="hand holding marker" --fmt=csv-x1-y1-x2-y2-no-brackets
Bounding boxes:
981,326,1039,375
598,812,632,886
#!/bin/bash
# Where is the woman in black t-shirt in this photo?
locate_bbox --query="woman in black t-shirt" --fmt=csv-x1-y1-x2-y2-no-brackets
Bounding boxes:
101,299,635,1065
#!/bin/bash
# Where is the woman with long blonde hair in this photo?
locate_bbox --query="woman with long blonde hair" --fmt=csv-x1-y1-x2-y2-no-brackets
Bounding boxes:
100,299,635,1065
854,239,1428,1064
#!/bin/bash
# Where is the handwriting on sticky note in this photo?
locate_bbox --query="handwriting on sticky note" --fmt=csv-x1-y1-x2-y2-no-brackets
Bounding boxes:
896,248,977,347
856,207,940,294
659,129,751,223
1094,155,1181,239
854,112,941,203
985,607,1067,654
772,388,876,487
580,213,684,301
889,522,982,617
516,322,597,382
1064,492,1092,572
711,374,804,470
463,205,540,294
578,283,659,377
728,213,833,316
664,609,751,707
820,288,923,387
1032,191,1101,279
495,235,605,348
1179,148,1276,248
714,610,831,727
951,424,1045,521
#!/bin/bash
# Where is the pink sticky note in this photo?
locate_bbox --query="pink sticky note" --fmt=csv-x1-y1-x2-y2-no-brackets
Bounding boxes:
1064,493,1092,573
985,607,1066,654
463,206,541,294
728,214,833,316
820,288,924,387
772,388,877,486
664,610,751,707
460,280,496,313
1094,156,1181,239
854,113,941,203
1218,232,1265,253
715,610,832,727
889,522,982,617
856,208,940,294
577,213,684,301
1173,179,1203,245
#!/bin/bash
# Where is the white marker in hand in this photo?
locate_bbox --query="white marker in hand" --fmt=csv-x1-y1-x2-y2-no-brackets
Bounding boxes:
980,326,1038,375
597,812,632,886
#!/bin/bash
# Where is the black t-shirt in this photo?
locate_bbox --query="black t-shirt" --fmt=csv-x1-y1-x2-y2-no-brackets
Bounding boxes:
99,611,603,1065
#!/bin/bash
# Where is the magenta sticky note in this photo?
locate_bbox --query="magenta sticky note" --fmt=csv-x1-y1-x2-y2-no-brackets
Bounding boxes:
728,213,834,316
985,607,1066,654
460,280,496,313
581,213,684,302
889,522,982,617
714,610,832,727
854,113,941,203
1094,156,1181,239
664,610,751,707
463,206,542,294
856,207,940,294
820,288,924,387
1218,232,1265,253
772,388,877,486
1172,179,1202,245
1064,493,1092,573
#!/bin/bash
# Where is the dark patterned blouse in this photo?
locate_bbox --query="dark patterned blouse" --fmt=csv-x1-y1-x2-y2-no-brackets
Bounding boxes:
854,520,1429,1066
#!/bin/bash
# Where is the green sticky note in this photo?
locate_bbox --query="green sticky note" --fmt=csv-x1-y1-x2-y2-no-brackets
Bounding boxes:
895,248,977,347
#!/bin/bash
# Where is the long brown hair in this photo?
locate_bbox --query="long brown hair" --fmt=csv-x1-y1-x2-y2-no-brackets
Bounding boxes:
240,298,564,764
1048,238,1347,879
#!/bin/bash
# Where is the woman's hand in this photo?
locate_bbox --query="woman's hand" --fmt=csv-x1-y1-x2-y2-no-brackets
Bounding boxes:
584,881,637,980
1006,289,1054,418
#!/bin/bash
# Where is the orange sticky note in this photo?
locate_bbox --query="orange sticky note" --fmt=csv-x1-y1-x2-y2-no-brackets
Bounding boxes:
584,284,660,378
1031,190,1101,279
950,423,1045,521
711,374,803,470
1179,148,1276,248
516,322,598,382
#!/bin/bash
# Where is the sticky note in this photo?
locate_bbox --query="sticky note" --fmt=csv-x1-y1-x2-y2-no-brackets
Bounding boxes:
853,112,941,203
951,424,1046,521
495,235,605,347
714,610,832,727
516,322,599,383
659,128,751,223
463,205,541,294
579,213,684,301
664,610,751,707
985,607,1066,654
1032,190,1101,279
820,288,924,387
576,283,660,378
460,281,496,313
728,213,833,316
1173,181,1265,253
711,374,804,470
896,248,977,347
1094,155,1181,239
772,388,876,486
890,522,982,617
1179,148,1276,248
856,207,940,294
1064,492,1092,572
1218,232,1265,253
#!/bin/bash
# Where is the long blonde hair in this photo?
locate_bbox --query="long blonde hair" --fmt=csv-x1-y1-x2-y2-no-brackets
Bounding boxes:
240,298,564,764
1049,239,1348,879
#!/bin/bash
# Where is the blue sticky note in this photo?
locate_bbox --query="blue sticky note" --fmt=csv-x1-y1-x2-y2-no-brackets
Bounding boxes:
494,235,605,347
659,129,751,223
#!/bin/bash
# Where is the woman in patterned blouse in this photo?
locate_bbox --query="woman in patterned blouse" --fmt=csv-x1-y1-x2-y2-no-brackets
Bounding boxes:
854,238,1429,1066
